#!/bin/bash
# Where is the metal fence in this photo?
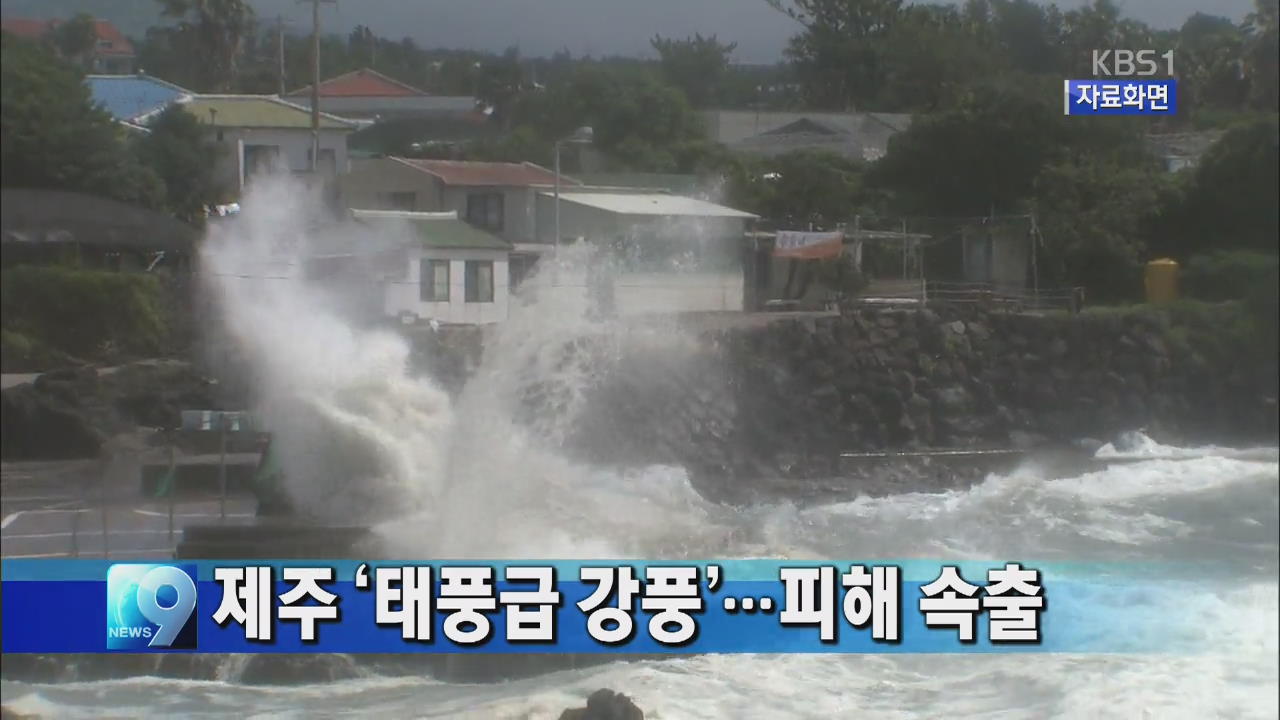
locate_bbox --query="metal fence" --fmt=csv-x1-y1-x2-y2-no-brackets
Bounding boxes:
924,282,1084,314
1,416,264,562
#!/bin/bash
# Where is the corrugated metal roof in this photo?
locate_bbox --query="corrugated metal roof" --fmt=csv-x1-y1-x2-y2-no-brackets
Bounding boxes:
286,68,425,98
174,96,362,130
576,173,701,194
352,210,511,250
395,158,574,187
545,192,758,219
86,74,191,122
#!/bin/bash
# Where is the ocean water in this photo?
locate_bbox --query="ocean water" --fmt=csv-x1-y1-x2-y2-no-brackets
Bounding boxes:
3,448,1276,719
4,176,1275,718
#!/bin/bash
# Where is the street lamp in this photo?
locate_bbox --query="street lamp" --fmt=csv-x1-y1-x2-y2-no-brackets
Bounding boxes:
553,125,593,284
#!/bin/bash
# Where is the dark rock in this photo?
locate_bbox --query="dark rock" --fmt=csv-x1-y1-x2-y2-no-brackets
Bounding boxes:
560,689,645,720
238,654,362,685
894,370,917,396
0,383,102,459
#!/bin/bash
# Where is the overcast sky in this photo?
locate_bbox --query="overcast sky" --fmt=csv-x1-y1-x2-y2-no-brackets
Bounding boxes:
249,0,1256,64
2,0,1258,64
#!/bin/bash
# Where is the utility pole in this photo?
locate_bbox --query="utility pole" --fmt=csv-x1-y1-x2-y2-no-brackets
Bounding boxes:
299,0,335,172
276,15,287,96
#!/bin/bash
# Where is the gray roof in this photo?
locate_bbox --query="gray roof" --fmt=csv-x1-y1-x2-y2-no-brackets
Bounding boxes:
1145,131,1223,159
707,110,913,161
543,191,758,218
0,189,198,252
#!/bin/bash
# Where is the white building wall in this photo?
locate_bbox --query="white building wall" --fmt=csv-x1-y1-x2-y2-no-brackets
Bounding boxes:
213,127,351,192
533,196,750,314
613,272,744,314
383,247,509,325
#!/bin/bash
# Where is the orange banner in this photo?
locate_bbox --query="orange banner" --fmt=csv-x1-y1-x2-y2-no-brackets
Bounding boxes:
773,231,844,260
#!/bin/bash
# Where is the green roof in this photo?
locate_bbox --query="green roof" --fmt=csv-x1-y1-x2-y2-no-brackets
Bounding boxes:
356,215,510,250
180,96,358,130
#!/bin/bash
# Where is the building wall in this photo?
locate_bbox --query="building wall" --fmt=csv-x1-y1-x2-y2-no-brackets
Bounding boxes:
384,246,509,325
342,159,440,210
340,160,542,245
213,127,351,194
439,185,542,246
532,197,750,314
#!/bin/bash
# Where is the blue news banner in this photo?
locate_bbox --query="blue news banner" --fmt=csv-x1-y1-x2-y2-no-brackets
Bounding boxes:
1064,79,1177,116
1,559,1191,654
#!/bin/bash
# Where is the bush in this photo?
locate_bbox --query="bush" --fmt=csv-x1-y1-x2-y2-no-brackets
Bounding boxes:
1183,250,1279,302
0,266,170,362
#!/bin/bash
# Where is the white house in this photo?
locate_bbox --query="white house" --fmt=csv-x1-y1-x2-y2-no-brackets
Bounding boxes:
533,190,760,315
341,157,579,286
351,209,511,325
141,95,364,198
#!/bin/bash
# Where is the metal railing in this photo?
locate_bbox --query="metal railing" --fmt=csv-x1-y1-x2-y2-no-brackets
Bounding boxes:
924,282,1084,314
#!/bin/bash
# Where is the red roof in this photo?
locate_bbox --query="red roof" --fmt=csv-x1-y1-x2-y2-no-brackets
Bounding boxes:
0,17,134,56
2,18,53,38
394,158,579,187
287,68,425,98
86,19,134,56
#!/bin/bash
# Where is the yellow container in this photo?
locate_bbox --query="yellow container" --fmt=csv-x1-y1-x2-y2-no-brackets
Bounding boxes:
1144,258,1179,304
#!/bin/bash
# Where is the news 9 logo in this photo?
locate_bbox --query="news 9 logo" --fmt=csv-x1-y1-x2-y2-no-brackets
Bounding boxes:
106,564,199,650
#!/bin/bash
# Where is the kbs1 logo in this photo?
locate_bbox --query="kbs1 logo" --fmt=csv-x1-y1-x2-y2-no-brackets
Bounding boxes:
1091,49,1175,77
106,564,199,650
1065,49,1177,116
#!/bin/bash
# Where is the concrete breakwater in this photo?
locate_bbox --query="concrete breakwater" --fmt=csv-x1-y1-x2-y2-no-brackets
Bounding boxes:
506,302,1278,482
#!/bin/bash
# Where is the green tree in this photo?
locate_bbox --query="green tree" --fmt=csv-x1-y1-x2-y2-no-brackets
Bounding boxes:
158,0,255,92
477,47,525,130
1177,13,1249,112
988,2,1055,71
136,105,222,224
49,13,97,69
1032,152,1168,301
1154,116,1280,257
876,4,999,112
868,82,1070,215
1244,0,1279,110
1,35,163,208
725,150,868,227
767,0,905,110
507,65,706,172
650,33,738,108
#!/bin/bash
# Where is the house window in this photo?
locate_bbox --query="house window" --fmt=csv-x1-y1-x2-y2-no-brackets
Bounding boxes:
420,259,450,302
465,193,504,232
377,192,416,211
464,260,494,303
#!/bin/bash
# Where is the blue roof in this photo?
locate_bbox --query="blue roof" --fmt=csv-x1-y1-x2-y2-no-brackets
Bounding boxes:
85,75,192,122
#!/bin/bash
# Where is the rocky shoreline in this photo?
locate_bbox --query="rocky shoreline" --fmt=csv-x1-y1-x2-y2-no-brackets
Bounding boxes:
550,303,1278,481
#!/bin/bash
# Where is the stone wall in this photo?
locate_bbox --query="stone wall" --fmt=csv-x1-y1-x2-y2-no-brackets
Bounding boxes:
714,303,1275,472
545,303,1277,482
